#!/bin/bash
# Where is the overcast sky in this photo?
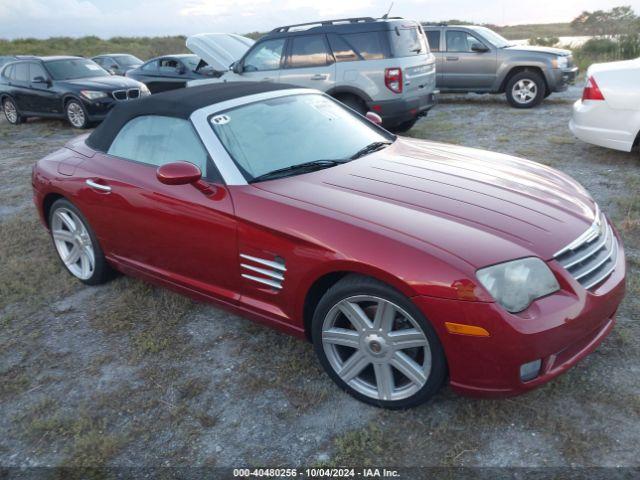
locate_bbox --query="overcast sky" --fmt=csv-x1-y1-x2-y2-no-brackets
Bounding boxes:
1,0,638,39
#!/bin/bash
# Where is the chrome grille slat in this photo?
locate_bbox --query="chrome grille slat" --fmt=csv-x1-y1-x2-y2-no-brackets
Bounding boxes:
240,253,286,289
554,211,617,291
112,88,141,101
240,263,285,281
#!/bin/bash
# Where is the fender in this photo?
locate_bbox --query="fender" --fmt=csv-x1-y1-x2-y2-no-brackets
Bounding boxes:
494,59,552,93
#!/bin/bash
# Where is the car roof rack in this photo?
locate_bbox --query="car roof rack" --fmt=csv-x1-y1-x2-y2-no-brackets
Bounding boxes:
270,17,378,33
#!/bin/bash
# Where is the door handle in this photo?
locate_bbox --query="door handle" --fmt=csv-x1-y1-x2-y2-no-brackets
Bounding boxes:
86,179,111,192
310,74,328,80
446,56,459,61
261,77,274,82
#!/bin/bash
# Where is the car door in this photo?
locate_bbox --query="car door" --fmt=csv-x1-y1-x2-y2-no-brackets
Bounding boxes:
132,60,164,93
28,62,59,114
77,115,240,303
440,29,497,90
425,29,445,88
280,34,335,91
154,58,190,92
238,38,285,82
7,62,31,111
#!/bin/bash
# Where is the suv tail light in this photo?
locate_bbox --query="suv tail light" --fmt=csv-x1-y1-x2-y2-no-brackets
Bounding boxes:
582,76,604,101
385,68,403,93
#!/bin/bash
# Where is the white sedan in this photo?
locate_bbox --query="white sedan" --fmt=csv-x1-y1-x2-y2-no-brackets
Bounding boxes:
570,58,640,152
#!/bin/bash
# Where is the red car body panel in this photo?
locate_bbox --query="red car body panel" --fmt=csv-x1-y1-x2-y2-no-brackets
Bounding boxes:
32,133,626,396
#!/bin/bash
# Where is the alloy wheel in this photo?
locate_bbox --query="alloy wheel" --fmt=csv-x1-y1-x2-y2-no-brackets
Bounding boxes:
67,102,86,128
4,100,18,123
51,208,95,280
511,79,538,105
321,295,431,402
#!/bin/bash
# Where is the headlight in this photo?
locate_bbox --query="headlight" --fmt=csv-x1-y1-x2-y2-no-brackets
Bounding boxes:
140,84,151,96
80,90,107,100
553,56,568,69
476,258,559,313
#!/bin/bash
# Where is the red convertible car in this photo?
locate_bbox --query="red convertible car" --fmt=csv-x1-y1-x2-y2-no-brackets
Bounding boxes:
32,82,626,408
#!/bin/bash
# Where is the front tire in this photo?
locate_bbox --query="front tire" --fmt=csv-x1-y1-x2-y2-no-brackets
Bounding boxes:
3,97,24,124
65,99,89,128
312,275,447,409
505,71,545,108
49,199,114,285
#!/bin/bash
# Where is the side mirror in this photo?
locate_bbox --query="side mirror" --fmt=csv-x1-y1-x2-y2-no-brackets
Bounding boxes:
471,43,489,53
365,111,383,126
232,62,243,74
156,161,202,185
33,76,49,84
110,64,119,70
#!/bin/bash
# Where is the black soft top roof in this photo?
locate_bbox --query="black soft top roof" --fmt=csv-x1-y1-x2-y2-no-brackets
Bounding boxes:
86,82,298,152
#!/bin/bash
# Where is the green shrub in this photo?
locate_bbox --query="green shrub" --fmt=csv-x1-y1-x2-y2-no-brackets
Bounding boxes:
528,36,559,47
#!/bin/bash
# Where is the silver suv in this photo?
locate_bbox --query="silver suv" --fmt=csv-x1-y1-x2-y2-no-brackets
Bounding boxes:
187,17,437,132
423,24,579,108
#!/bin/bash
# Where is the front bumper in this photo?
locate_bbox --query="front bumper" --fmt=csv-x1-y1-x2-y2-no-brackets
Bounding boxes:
82,97,117,122
368,91,438,128
414,228,626,397
551,66,579,92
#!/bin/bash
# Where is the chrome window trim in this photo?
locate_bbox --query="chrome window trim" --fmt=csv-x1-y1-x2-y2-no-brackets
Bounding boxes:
189,88,318,186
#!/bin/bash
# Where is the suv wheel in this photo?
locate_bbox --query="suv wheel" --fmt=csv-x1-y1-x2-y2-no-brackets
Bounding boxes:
65,99,89,128
312,275,447,409
505,71,546,108
3,98,24,125
335,95,366,116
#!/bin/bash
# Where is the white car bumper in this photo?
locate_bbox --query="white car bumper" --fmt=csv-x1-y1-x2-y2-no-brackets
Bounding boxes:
569,99,637,152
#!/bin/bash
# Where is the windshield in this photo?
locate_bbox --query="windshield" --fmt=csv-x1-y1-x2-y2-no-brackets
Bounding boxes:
471,27,512,48
389,25,429,56
115,55,143,67
45,58,109,80
210,94,392,182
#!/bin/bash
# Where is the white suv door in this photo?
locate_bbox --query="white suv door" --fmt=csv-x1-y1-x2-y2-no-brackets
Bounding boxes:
280,34,336,91
240,38,286,82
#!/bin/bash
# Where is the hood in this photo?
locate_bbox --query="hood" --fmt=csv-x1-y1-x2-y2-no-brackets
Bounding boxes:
58,75,143,90
186,33,255,72
254,138,597,268
505,45,572,56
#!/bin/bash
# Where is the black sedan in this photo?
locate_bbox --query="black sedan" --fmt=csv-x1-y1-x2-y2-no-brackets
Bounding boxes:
125,54,217,93
0,56,150,128
91,54,143,76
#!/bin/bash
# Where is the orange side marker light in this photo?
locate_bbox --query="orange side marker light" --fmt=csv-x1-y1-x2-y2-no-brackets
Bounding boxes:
445,322,490,337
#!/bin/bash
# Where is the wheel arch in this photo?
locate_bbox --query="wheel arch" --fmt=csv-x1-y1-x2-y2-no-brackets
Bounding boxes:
326,86,373,105
42,192,67,228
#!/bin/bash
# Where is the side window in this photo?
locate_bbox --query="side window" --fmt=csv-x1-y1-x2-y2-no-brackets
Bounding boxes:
425,31,440,52
340,32,387,60
141,60,158,71
158,58,181,72
107,116,211,177
288,35,331,68
3,65,14,80
14,63,29,82
29,63,48,82
446,31,483,53
327,34,359,62
243,38,285,72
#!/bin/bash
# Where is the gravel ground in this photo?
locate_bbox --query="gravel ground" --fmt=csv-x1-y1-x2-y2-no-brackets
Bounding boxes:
1,85,639,470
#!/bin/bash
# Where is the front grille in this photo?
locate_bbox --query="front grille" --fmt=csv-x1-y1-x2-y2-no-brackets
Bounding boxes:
112,88,140,101
554,209,618,290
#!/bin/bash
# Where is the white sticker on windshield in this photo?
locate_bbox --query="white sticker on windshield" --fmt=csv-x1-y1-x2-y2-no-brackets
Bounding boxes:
87,64,101,70
211,114,231,125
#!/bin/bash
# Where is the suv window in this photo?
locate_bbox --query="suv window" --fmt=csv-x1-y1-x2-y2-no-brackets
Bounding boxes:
2,64,13,79
389,26,429,57
446,30,484,53
327,34,358,62
341,32,387,60
425,31,440,52
108,116,209,174
14,63,29,82
29,63,48,82
289,35,331,68
244,38,285,72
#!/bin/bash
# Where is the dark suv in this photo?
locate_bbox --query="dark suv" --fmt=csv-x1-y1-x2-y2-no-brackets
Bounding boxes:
0,56,149,128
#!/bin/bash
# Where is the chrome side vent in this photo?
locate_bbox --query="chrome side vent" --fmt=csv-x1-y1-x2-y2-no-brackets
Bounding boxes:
240,253,286,290
554,209,618,291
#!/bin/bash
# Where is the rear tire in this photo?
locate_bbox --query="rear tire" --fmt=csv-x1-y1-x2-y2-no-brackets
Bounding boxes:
335,94,367,116
49,199,115,285
3,97,24,124
505,71,545,108
388,117,418,133
312,274,447,409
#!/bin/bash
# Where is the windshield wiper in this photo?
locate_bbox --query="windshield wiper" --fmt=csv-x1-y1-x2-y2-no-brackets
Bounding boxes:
350,141,393,160
249,159,349,183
